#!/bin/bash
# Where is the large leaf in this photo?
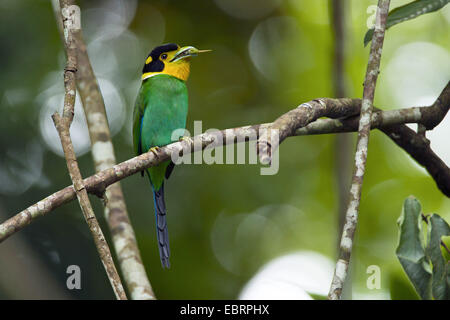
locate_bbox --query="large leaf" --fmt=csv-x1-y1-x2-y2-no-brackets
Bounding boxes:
426,214,450,300
364,0,450,46
396,196,432,299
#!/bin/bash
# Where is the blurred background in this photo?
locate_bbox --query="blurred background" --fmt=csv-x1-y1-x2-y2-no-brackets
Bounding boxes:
0,0,449,299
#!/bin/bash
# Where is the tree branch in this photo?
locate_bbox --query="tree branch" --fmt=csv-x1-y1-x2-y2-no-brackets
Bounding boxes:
257,98,362,163
52,0,126,300
0,0,445,299
1,88,448,247
52,0,154,300
328,0,390,300
296,82,449,196
380,124,450,196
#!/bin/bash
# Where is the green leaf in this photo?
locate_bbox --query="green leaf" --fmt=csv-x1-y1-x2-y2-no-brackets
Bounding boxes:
364,0,450,46
426,214,450,300
396,196,432,299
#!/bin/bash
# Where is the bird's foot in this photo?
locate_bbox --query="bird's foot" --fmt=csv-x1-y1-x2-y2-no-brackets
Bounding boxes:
149,146,161,158
178,136,193,144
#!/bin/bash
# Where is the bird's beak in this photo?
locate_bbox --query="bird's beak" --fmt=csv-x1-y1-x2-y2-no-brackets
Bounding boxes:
170,46,212,62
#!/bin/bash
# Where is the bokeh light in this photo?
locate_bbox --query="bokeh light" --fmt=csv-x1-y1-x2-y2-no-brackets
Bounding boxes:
249,16,315,81
38,77,125,157
383,41,450,165
239,251,334,299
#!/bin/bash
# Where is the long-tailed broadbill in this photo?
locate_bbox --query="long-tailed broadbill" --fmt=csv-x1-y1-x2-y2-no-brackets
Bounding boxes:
133,43,210,268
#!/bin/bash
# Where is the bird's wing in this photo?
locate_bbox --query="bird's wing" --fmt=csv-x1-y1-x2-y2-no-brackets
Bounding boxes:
132,87,146,156
133,86,148,177
165,161,175,179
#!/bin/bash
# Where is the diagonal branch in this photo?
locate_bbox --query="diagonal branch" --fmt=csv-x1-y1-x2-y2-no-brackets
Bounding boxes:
1,88,448,246
256,98,362,163
380,124,450,196
299,113,450,209
52,0,154,300
328,0,390,300
295,80,449,136
53,0,126,300
300,80,449,198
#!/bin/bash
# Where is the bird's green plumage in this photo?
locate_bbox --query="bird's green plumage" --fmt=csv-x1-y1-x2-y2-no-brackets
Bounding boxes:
132,42,207,269
133,74,188,190
133,73,188,268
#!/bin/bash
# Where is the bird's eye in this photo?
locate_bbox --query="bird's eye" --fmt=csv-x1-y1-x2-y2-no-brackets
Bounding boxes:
161,54,168,60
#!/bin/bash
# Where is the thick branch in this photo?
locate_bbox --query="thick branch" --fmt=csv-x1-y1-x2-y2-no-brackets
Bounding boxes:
257,98,362,163
54,0,126,300
52,0,154,300
328,0,390,300
2,92,448,246
297,81,449,189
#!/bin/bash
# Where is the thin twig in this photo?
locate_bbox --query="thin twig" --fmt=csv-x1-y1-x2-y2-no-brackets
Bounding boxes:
53,0,127,300
52,114,127,300
52,0,154,300
328,0,390,300
1,91,449,245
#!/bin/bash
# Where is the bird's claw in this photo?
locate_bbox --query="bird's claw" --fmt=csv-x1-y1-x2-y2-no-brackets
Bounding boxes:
178,136,194,147
178,136,191,142
149,146,161,158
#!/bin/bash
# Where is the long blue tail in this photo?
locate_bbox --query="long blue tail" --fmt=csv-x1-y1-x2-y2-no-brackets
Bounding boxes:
152,184,170,268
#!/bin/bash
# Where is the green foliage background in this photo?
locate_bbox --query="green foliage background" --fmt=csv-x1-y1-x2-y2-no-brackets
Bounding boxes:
0,0,448,299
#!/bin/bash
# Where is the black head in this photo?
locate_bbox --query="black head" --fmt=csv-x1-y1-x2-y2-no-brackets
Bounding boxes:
142,43,179,73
